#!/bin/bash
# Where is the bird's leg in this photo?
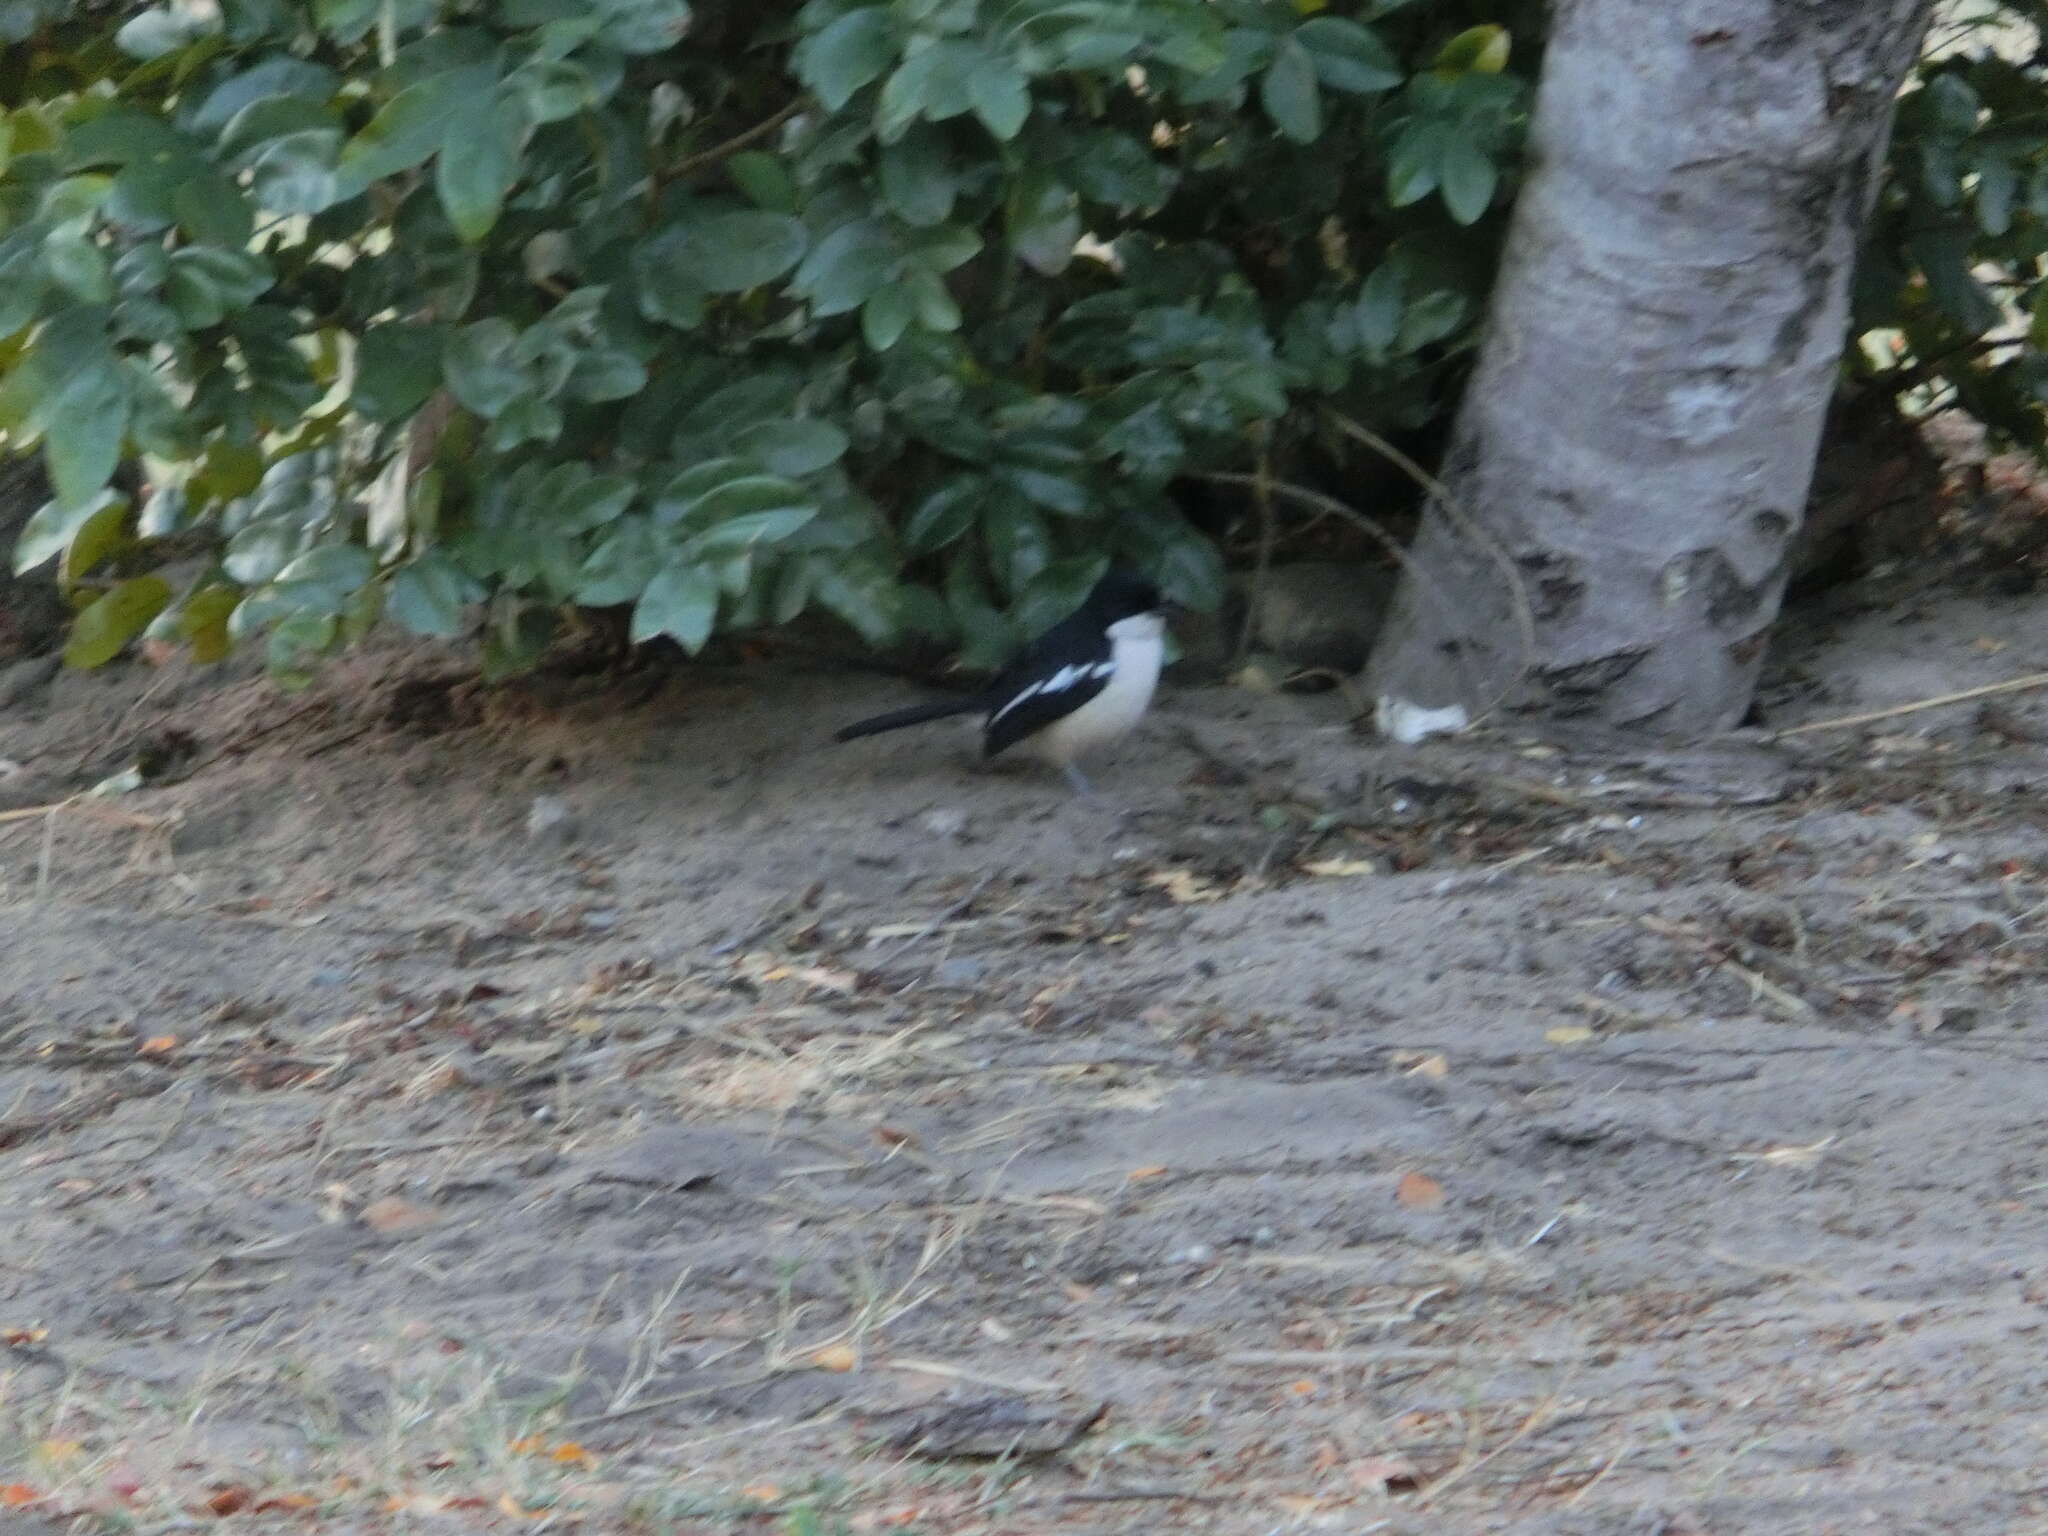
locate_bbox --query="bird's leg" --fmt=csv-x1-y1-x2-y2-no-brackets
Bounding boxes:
1062,761,1100,800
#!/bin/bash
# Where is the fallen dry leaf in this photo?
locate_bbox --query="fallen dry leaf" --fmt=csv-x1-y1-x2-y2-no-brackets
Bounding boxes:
874,1125,918,1148
1395,1171,1445,1210
360,1196,441,1234
1348,1453,1422,1492
36,1440,82,1464
496,1491,537,1519
252,1493,319,1512
1143,868,1224,904
794,965,859,996
1,1485,42,1507
206,1485,254,1516
2,1327,47,1346
1544,1025,1596,1046
1390,1050,1448,1079
811,1343,859,1372
1125,1164,1169,1183
1301,858,1376,878
137,1035,177,1055
1733,1136,1836,1170
740,1482,785,1504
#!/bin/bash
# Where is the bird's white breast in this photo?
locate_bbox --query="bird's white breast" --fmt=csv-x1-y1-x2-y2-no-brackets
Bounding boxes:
1028,612,1164,766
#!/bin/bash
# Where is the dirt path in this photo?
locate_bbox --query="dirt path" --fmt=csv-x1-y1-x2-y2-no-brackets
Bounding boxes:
5,574,2048,1533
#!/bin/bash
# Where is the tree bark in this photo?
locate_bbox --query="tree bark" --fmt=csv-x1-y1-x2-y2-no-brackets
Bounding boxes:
1366,0,1937,736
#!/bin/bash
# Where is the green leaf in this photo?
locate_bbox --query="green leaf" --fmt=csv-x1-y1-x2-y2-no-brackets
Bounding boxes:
264,609,339,685
1385,120,1444,206
12,491,123,574
437,91,525,243
1397,289,1465,352
631,558,719,651
664,210,809,294
862,284,915,351
794,219,900,316
1261,36,1322,144
43,229,112,303
907,268,961,331
999,465,1090,515
480,597,553,682
877,39,978,142
568,349,647,403
116,8,211,60
388,550,481,636
339,65,493,187
968,55,1031,141
443,319,528,416
813,556,898,645
1434,24,1509,76
681,506,819,556
732,418,850,476
880,124,956,226
633,238,707,329
727,151,796,212
1976,154,2017,238
1008,177,1080,276
1352,258,1404,356
43,360,130,510
984,495,1050,595
59,495,130,585
1438,134,1497,225
903,477,980,555
1295,17,1402,93
652,458,757,522
1911,226,2003,336
165,245,274,328
1012,554,1104,638
65,575,172,668
224,518,304,585
247,129,345,214
272,542,375,613
677,474,816,530
511,59,595,124
576,517,658,605
797,7,899,113
176,584,240,663
353,324,444,422
1156,531,1226,611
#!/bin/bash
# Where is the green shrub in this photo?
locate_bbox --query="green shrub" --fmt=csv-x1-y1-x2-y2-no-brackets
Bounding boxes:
0,0,1532,679
5,1,2044,682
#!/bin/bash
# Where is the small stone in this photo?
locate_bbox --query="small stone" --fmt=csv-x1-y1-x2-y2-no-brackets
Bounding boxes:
1171,1242,1215,1266
920,808,968,840
526,794,577,844
933,957,985,988
0,654,60,711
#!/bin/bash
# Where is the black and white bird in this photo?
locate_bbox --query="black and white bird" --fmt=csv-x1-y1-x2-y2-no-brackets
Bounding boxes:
833,569,1166,795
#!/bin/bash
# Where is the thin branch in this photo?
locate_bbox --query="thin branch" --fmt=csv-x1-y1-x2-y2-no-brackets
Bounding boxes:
1768,670,2048,738
666,101,804,182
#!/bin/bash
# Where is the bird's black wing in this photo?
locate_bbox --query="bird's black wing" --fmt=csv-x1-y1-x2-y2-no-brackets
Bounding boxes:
980,619,1115,759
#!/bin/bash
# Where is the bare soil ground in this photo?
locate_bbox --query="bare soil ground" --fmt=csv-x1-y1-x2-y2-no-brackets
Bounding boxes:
7,531,2048,1532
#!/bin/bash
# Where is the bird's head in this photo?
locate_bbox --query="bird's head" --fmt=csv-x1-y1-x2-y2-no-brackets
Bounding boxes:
1085,569,1164,624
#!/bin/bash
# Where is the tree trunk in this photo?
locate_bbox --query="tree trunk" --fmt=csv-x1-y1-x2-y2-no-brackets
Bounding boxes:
1366,0,1937,736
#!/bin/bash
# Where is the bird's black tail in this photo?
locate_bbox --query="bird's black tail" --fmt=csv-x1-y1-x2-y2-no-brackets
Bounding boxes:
833,695,984,743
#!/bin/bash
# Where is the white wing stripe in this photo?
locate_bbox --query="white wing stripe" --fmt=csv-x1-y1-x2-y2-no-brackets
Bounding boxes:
988,660,1115,727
